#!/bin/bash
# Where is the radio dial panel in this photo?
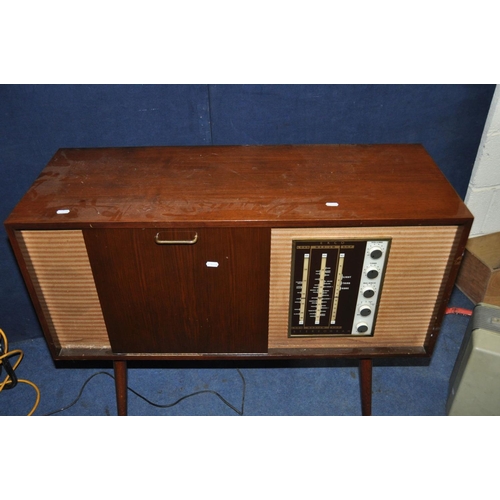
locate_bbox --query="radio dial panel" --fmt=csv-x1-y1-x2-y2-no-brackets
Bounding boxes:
289,239,390,337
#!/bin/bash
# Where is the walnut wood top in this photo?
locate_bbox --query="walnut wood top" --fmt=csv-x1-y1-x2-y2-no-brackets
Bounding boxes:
5,144,472,228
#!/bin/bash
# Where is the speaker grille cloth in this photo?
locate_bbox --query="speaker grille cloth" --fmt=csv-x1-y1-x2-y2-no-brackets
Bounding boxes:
16,230,110,349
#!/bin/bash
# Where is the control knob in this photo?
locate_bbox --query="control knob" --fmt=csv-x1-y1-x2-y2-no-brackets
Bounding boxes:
360,305,372,317
356,322,369,334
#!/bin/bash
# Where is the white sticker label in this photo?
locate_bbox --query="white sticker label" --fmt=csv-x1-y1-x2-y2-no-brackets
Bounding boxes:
206,261,219,268
56,209,70,214
325,202,339,207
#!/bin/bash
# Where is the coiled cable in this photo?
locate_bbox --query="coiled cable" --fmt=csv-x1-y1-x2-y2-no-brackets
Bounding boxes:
0,328,40,416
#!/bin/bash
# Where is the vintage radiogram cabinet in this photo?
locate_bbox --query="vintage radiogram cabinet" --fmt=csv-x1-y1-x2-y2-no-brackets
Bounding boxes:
4,145,473,415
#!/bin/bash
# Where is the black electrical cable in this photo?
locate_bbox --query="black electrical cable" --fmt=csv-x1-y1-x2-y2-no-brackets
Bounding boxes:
0,354,18,390
44,369,246,416
0,338,18,390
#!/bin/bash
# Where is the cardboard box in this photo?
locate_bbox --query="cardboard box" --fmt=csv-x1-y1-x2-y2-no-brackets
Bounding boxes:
456,232,500,306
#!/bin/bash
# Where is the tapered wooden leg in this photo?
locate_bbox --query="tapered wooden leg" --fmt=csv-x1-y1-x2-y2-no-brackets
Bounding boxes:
114,360,128,416
359,358,372,416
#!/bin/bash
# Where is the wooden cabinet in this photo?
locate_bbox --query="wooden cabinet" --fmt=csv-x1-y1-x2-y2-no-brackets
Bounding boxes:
4,145,473,414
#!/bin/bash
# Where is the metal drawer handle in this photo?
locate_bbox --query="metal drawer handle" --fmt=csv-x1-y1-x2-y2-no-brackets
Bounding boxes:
155,232,198,245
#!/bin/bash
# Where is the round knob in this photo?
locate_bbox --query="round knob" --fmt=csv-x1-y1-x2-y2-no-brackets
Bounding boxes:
356,322,369,333
366,268,379,279
370,247,383,259
363,287,375,298
360,306,372,317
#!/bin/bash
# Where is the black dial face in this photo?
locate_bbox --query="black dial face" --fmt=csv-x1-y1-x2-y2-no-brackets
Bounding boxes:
289,240,366,336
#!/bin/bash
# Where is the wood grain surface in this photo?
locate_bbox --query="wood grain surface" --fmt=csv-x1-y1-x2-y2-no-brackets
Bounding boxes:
83,227,270,354
5,145,472,228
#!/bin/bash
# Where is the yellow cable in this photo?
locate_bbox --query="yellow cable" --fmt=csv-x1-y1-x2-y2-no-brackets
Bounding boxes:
0,328,41,416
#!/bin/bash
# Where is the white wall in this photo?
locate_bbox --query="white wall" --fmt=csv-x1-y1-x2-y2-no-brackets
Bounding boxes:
465,85,500,236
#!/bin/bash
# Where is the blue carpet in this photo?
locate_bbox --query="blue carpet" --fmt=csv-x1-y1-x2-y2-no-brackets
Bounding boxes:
0,287,473,416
